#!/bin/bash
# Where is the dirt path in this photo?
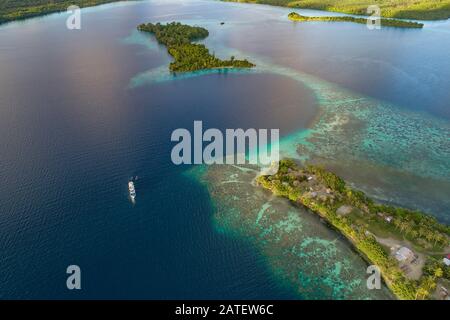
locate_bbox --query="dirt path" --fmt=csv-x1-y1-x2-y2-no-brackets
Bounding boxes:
375,236,425,280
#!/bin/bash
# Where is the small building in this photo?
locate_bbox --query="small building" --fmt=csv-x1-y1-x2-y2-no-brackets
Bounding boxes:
377,212,393,223
443,254,450,266
395,247,414,262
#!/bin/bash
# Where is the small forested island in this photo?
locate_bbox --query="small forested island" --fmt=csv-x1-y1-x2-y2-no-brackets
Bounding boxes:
223,0,450,21
288,12,424,28
0,0,126,25
137,22,255,72
258,160,450,300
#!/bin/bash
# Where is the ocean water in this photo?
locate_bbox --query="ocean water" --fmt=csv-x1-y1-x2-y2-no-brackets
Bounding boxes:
0,0,448,299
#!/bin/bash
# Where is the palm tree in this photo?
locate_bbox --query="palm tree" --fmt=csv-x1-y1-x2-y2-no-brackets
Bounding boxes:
400,221,409,233
409,229,418,239
404,222,415,236
425,230,434,243
415,287,429,300
434,268,443,279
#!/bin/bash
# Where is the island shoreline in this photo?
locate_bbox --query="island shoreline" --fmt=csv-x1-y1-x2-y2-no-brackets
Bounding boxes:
0,0,139,26
257,160,450,300
221,0,450,21
137,22,255,73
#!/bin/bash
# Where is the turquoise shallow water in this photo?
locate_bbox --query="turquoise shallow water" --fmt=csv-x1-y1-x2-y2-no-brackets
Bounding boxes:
127,1,449,298
194,164,393,299
133,46,450,222
0,0,449,299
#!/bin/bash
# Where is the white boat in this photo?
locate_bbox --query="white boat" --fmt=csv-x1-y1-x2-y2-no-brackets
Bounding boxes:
128,181,136,201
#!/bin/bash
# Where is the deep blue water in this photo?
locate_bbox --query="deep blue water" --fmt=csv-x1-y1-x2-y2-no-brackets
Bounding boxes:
0,0,449,299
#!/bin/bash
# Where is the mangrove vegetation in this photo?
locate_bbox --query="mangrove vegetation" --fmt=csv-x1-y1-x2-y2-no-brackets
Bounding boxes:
137,22,255,72
0,0,126,25
223,0,450,21
288,12,424,28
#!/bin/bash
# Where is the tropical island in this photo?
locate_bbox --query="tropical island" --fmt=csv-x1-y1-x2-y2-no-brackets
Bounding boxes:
137,22,255,72
288,12,424,28
2,0,448,26
223,0,450,20
257,160,450,300
0,0,129,25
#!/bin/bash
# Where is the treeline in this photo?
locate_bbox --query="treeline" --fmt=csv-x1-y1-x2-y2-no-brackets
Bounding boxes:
137,22,255,72
138,22,209,46
0,0,124,25
305,164,449,248
288,12,424,28
257,159,450,299
223,0,450,21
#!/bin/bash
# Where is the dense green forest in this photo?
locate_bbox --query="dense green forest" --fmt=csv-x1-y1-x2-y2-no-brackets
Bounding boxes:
138,22,255,72
0,0,126,24
2,1,449,25
288,12,424,28
258,160,450,299
224,0,450,20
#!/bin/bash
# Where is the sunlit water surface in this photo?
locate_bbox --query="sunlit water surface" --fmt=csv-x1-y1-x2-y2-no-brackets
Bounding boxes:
0,0,449,299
